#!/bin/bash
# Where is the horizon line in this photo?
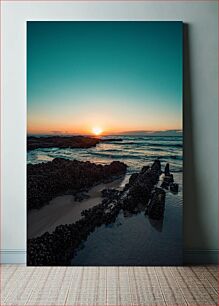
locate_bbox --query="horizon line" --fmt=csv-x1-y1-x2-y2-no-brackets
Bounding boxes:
27,129,183,136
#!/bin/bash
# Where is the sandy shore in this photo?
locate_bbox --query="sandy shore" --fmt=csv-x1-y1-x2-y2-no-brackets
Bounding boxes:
28,175,129,239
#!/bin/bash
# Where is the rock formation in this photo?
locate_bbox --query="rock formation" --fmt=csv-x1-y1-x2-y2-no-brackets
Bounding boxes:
161,163,178,193
27,159,172,266
27,158,127,210
27,136,123,151
145,188,166,220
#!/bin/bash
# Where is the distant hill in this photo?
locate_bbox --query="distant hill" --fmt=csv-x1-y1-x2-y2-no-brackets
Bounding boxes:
113,130,182,136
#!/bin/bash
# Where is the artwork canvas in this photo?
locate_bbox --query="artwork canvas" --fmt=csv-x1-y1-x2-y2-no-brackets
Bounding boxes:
27,21,183,266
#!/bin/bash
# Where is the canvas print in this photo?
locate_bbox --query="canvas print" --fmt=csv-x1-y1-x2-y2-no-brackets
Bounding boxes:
27,21,183,266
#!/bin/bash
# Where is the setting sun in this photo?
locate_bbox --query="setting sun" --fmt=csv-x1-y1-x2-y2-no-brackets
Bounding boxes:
92,127,103,136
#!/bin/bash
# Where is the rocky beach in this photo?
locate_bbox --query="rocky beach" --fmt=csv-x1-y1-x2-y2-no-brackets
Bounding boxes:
27,157,127,210
27,158,179,266
27,134,182,266
28,176,127,238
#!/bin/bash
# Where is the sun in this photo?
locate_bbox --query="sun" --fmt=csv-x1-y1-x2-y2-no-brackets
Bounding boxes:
92,127,103,136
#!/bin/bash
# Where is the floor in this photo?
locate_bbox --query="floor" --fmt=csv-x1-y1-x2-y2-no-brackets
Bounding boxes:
1,265,218,305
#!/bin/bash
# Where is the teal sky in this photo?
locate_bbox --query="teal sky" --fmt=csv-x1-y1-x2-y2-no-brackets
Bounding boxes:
27,21,182,135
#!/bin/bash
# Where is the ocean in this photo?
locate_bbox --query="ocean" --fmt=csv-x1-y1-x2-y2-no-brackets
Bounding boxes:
27,135,183,174
27,135,183,265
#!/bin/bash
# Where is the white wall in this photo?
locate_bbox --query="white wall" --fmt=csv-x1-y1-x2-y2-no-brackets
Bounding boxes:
1,0,218,263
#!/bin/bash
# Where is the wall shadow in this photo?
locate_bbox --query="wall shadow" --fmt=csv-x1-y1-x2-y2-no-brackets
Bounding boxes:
183,23,207,263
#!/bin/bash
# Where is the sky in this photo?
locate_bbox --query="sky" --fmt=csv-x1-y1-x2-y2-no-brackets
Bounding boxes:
27,21,182,136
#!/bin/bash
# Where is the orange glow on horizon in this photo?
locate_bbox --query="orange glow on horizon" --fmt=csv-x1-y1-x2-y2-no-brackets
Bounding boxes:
27,126,182,136
92,127,103,136
27,124,182,136
27,113,182,136
27,108,182,136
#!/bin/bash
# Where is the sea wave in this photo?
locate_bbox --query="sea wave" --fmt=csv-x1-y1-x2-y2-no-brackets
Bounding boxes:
89,151,143,160
89,150,182,160
146,143,182,148
111,141,182,148
27,135,183,174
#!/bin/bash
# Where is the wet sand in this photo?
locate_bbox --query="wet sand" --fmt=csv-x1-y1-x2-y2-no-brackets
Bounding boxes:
28,175,129,239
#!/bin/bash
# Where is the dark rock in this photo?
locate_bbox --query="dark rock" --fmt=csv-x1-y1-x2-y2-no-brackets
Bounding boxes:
27,135,101,151
128,173,139,186
123,183,130,191
122,160,161,212
161,181,169,190
163,174,174,184
170,183,179,193
27,158,127,210
164,163,170,176
146,188,166,220
160,163,175,190
151,159,162,175
101,188,120,200
140,165,150,174
161,163,175,190
27,136,125,151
